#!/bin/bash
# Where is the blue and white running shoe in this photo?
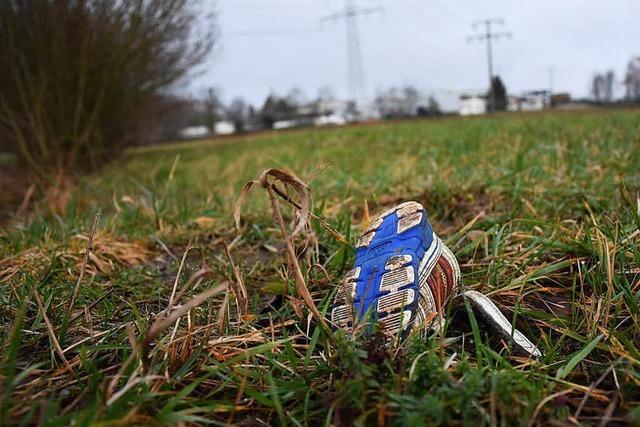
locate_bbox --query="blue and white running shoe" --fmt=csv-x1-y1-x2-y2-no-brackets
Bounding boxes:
331,201,460,340
331,201,542,357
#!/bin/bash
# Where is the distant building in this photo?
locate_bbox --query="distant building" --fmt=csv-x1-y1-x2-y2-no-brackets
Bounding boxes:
509,90,550,112
179,125,210,140
521,91,548,111
214,121,235,135
262,97,349,130
550,93,571,107
273,120,296,130
507,96,520,112
315,114,346,127
459,93,487,115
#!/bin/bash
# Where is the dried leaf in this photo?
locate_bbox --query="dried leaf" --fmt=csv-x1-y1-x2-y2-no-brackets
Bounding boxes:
258,168,311,237
192,216,218,227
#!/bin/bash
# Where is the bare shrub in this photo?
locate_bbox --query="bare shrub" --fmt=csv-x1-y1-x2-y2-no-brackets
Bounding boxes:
0,0,214,187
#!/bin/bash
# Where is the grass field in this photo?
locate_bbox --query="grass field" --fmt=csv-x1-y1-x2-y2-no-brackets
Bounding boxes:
1,110,640,425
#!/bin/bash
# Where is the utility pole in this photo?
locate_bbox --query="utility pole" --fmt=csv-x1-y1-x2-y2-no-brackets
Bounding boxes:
548,66,554,106
321,0,381,105
467,19,511,113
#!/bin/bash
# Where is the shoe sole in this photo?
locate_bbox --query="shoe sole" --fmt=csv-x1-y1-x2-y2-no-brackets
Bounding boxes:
332,201,449,339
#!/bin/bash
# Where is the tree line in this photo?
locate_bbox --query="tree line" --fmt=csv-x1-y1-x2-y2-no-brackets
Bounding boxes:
153,84,443,142
591,57,640,103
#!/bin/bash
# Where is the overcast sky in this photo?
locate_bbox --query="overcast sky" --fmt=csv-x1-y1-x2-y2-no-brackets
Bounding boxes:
189,0,639,109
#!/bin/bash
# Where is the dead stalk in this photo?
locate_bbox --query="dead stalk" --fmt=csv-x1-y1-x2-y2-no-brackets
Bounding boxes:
265,185,329,333
105,328,138,402
34,289,73,373
235,168,333,335
223,240,248,316
67,210,100,317
142,282,228,361
168,237,195,309
171,267,215,307
216,291,230,334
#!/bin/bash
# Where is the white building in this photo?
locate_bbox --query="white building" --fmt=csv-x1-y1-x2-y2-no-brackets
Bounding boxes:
507,96,520,112
179,126,210,139
509,91,549,112
520,92,547,111
459,94,487,115
315,114,346,127
214,121,235,135
273,120,296,130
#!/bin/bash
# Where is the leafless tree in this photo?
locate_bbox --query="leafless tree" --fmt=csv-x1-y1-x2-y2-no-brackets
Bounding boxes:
345,100,361,122
317,86,336,102
374,85,423,119
226,98,250,133
591,74,605,101
624,57,640,101
285,88,307,112
204,87,224,131
0,0,215,188
604,71,615,102
403,86,420,116
374,87,402,118
591,71,615,103
314,86,337,115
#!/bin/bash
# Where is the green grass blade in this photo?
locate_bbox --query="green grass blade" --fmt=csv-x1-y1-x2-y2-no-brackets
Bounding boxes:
555,334,603,380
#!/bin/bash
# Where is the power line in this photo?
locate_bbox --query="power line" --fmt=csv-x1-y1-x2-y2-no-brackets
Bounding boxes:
225,28,321,37
396,0,463,30
320,0,382,103
431,0,470,24
467,18,512,113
